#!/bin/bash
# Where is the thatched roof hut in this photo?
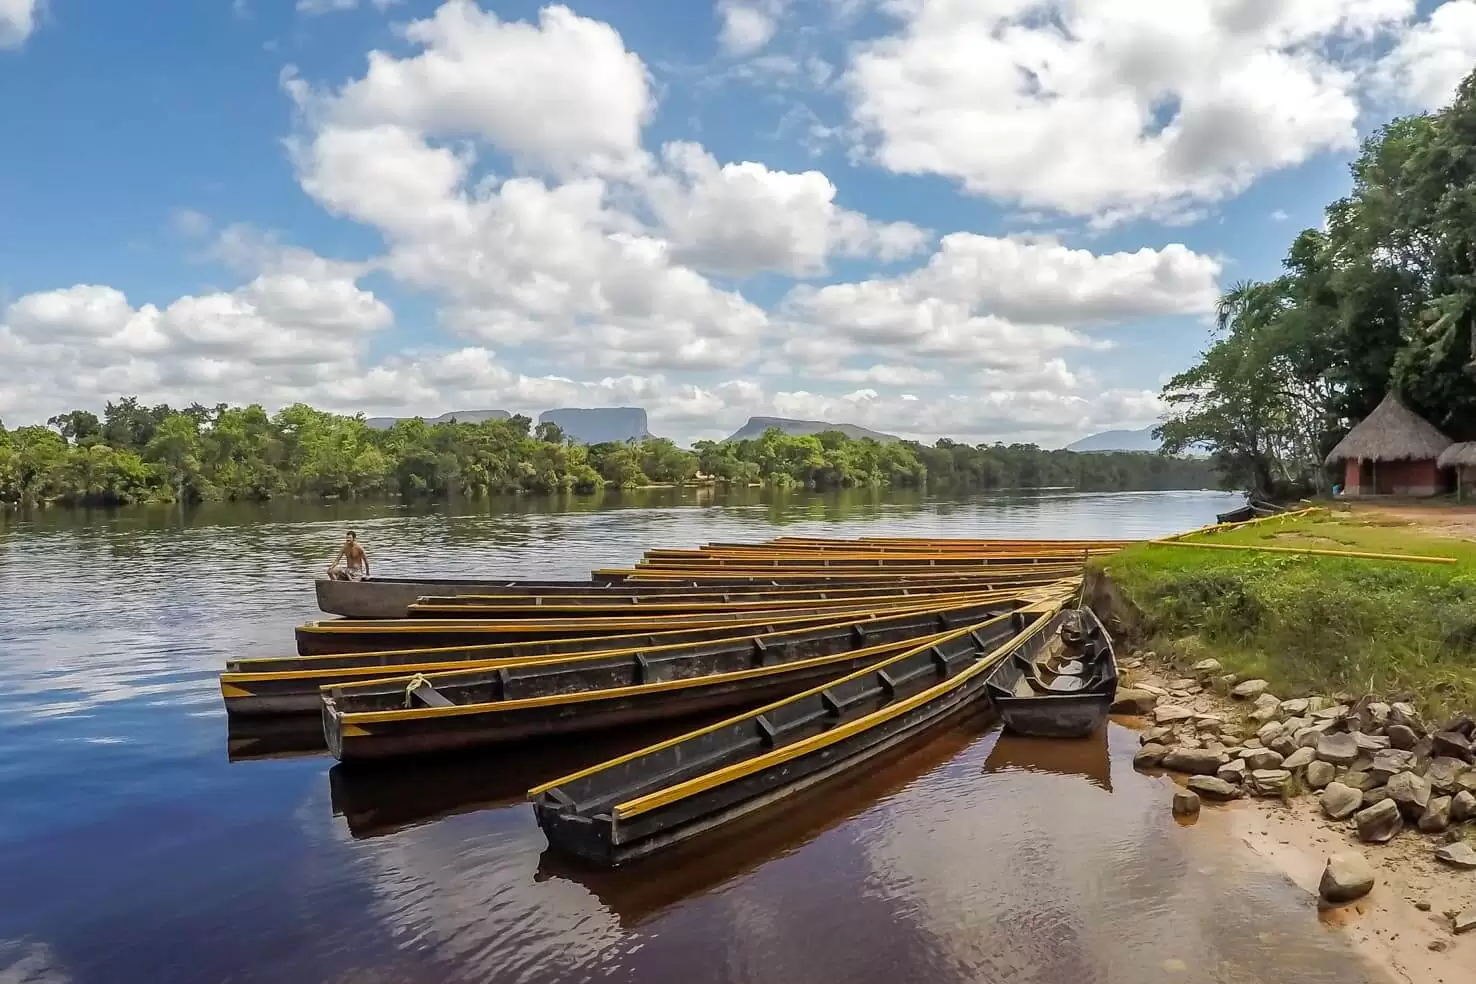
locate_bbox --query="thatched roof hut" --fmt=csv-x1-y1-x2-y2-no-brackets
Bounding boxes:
1437,441,1476,469
1324,392,1453,465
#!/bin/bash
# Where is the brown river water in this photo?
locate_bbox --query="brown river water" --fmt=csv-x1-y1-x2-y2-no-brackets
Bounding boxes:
0,488,1396,983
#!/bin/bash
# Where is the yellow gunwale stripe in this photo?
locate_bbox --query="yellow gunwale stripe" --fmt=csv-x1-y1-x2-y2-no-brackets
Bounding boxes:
527,579,1076,798
609,597,1066,820
221,591,1020,686
332,631,942,725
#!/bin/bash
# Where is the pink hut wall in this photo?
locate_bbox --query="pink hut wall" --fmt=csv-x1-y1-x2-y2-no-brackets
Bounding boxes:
1342,458,1442,497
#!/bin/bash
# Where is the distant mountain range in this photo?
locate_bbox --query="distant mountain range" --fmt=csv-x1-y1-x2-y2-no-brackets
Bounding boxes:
539,407,650,445
724,416,900,443
364,409,510,430
1066,426,1162,453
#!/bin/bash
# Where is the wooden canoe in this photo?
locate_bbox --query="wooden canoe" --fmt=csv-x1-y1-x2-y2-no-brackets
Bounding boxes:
591,564,1083,583
292,589,1027,656
320,596,1026,762
317,571,1045,619
529,594,1068,867
407,570,1070,618
222,592,1028,716
983,607,1118,739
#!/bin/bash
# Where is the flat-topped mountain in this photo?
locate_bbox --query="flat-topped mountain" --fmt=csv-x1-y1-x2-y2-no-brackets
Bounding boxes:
539,407,651,445
364,409,510,430
1066,426,1162,453
725,416,899,443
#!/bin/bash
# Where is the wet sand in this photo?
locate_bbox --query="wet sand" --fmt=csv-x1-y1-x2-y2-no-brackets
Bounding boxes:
1120,661,1476,984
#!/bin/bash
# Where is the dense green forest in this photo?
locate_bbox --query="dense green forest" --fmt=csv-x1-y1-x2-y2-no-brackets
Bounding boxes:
1159,71,1476,499
0,398,1216,507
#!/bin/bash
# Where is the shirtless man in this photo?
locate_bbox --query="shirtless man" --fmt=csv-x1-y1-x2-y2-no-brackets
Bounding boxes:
327,531,370,581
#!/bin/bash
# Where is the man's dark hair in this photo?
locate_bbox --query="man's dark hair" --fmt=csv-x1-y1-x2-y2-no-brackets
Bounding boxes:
347,530,357,538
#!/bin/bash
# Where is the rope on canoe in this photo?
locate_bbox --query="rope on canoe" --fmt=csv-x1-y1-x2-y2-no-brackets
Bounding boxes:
404,672,431,708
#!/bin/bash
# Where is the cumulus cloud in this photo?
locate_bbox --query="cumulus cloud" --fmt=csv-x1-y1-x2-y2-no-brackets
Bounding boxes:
0,0,40,48
646,141,929,277
717,1,785,56
1375,0,1476,109
777,233,1220,372
845,0,1417,224
303,0,655,177
0,242,393,425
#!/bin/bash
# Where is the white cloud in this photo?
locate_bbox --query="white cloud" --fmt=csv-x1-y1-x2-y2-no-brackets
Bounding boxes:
1376,0,1476,109
717,0,784,56
1271,209,1290,222
303,1,655,177
0,0,39,48
645,141,929,277
845,0,1416,224
777,233,1219,373
0,242,393,424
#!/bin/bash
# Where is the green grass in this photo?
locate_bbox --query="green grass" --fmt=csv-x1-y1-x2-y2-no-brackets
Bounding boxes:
1097,509,1476,721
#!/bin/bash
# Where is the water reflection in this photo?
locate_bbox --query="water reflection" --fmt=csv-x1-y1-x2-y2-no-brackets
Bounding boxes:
326,719,715,841
535,714,995,930
981,725,1113,792
226,715,327,762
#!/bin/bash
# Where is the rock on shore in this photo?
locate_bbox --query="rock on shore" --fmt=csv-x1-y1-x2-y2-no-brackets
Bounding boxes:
1319,853,1376,904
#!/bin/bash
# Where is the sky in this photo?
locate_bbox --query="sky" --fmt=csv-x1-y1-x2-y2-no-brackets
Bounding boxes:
2,0,1474,447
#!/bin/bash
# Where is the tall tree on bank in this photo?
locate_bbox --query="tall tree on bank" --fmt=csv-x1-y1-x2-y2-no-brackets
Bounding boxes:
1159,69,1476,497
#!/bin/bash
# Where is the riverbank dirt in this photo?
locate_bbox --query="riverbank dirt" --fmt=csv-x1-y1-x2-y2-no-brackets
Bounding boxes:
1348,501,1476,541
1119,655,1476,984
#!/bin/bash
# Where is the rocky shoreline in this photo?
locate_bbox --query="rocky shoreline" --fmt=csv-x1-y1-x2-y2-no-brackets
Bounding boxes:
1115,652,1476,944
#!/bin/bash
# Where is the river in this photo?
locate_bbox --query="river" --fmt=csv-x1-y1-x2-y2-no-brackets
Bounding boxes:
0,488,1395,983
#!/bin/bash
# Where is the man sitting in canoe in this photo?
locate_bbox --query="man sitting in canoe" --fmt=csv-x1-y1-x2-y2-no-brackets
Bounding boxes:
327,531,370,581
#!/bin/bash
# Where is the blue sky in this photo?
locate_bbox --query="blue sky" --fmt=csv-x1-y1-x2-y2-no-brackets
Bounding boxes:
1,0,1471,445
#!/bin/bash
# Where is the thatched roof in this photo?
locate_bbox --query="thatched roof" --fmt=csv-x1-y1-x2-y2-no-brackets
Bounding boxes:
1438,441,1476,468
1324,392,1453,464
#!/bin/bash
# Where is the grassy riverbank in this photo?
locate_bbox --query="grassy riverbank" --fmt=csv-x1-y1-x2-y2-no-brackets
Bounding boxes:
1095,508,1476,720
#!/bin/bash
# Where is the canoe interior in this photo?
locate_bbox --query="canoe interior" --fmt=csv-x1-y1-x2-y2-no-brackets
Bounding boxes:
530,604,1058,867
983,608,1117,739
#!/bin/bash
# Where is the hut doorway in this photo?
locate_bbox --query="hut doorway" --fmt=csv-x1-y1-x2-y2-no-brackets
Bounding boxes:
1358,460,1379,495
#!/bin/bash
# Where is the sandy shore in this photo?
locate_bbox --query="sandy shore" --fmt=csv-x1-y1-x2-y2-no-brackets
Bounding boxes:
1123,660,1475,984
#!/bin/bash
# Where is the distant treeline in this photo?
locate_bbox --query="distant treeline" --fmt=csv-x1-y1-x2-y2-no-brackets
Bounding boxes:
0,398,1220,506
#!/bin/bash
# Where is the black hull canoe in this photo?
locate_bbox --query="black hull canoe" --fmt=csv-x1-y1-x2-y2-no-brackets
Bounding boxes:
315,571,1063,619
530,596,1067,868
983,608,1117,739
407,569,1072,618
293,590,1026,656
320,597,1026,762
224,599,1028,716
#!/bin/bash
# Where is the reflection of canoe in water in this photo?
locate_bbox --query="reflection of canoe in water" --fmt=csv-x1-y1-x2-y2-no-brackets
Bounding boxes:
984,608,1117,739
326,719,708,839
226,715,328,762
981,726,1113,793
321,597,1024,762
530,597,1067,868
533,713,994,929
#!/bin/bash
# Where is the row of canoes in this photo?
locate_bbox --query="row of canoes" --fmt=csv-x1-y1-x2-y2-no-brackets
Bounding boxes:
221,535,1123,867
